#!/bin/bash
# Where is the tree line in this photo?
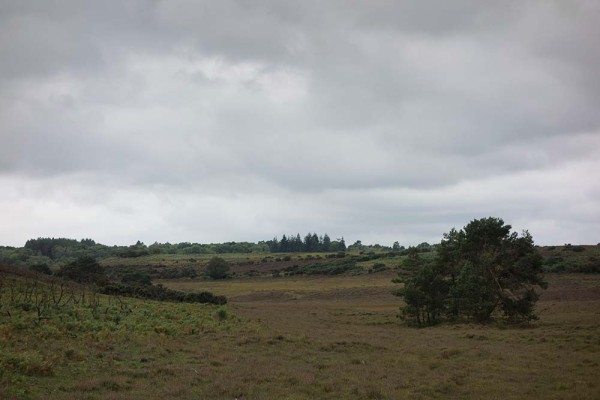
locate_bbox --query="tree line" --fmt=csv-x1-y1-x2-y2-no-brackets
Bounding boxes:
18,233,351,262
22,238,271,260
265,233,346,253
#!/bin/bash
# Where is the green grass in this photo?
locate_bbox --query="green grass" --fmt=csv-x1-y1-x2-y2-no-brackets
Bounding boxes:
0,274,250,399
2,269,599,399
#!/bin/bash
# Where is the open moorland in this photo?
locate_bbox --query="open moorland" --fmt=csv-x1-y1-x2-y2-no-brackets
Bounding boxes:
2,263,599,399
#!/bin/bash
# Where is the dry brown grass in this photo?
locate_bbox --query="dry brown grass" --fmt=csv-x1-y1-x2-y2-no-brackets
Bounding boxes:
157,273,600,399
159,271,396,298
2,272,599,399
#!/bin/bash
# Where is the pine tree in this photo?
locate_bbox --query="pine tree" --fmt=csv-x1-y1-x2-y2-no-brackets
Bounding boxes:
396,217,547,325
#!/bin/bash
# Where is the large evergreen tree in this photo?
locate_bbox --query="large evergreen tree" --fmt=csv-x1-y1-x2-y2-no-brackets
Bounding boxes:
396,217,547,325
293,234,303,252
322,234,332,252
279,235,289,252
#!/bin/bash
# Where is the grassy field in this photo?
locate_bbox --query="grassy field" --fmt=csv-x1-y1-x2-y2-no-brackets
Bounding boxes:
2,268,599,399
169,272,600,399
159,273,395,298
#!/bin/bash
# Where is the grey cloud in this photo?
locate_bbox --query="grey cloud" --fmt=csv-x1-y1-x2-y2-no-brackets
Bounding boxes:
0,1,599,246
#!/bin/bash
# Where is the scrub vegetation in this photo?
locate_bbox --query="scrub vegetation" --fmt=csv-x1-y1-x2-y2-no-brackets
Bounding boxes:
1,218,599,399
2,266,600,399
0,266,245,400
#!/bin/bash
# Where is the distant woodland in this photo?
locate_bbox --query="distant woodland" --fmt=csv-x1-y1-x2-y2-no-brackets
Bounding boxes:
0,233,598,274
0,234,371,266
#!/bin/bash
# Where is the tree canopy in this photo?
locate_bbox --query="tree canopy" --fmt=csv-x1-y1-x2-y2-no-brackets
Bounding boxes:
396,217,547,325
265,233,346,253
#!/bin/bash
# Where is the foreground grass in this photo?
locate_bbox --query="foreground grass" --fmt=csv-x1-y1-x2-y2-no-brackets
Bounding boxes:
2,272,599,399
0,274,251,399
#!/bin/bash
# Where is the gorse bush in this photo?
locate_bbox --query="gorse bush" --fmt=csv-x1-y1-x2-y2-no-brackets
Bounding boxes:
56,256,107,285
121,271,152,286
101,283,227,305
205,256,230,280
45,256,227,305
29,263,52,275
282,260,361,276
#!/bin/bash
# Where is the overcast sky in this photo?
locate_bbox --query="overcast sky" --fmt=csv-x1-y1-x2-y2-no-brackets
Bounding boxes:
1,1,599,247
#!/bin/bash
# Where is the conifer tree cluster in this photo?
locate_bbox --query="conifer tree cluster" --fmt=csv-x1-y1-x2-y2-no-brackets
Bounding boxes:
266,233,346,253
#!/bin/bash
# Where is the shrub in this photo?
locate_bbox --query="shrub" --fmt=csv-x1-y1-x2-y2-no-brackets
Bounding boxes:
121,272,152,286
101,283,226,305
204,257,230,280
282,260,360,276
29,263,52,275
216,308,228,321
56,256,107,285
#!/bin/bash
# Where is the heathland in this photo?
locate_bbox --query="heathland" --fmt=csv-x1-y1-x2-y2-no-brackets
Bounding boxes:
1,237,599,399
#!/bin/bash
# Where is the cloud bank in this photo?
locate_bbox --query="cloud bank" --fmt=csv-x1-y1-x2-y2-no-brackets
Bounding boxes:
1,1,599,246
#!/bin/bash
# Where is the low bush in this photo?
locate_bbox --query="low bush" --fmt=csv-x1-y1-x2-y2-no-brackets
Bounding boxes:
29,263,52,275
101,283,226,305
282,260,360,276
